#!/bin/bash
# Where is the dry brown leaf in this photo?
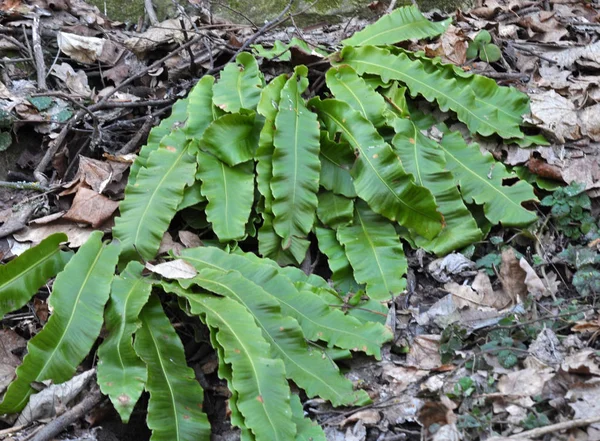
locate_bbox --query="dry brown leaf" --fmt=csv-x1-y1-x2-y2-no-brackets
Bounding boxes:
124,17,199,54
341,409,381,427
527,328,564,367
566,379,600,429
497,368,555,400
179,231,203,248
50,63,92,97
499,248,526,303
63,187,119,228
14,221,95,247
527,90,580,143
407,335,442,370
57,32,105,64
381,364,429,393
0,329,26,394
561,349,600,376
519,258,547,299
158,232,184,256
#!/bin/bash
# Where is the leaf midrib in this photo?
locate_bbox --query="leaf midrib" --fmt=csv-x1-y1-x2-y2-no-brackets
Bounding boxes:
188,296,282,440
181,255,378,355
346,54,506,135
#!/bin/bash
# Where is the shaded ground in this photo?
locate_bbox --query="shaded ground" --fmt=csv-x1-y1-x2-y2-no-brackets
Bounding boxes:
0,0,599,440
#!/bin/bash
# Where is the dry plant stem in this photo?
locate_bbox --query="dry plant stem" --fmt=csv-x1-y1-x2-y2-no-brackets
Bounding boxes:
0,34,28,53
145,0,160,25
0,424,29,437
28,389,104,441
509,415,600,439
118,116,155,154
34,109,84,186
32,15,47,91
0,181,44,191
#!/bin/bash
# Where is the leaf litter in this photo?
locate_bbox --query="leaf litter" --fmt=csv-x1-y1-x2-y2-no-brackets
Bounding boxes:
0,0,599,440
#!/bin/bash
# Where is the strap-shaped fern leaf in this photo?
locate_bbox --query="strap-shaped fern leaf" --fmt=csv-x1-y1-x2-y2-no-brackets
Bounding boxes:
290,394,326,441
311,97,443,239
319,131,356,198
213,52,263,113
439,131,538,226
412,51,530,132
342,5,451,46
134,294,211,441
97,261,151,423
326,66,387,128
129,97,189,186
316,192,354,229
337,201,408,301
0,233,71,320
391,118,483,254
180,268,372,406
200,113,261,166
0,231,119,413
258,213,309,265
113,129,196,262
315,226,361,293
183,75,221,140
336,45,525,138
271,66,321,249
175,289,296,441
178,246,390,359
256,74,287,213
196,151,254,242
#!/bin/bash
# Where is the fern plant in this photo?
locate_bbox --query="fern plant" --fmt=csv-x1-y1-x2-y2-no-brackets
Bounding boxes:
0,6,539,440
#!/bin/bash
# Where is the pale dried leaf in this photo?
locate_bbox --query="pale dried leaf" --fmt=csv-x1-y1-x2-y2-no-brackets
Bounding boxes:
146,260,198,279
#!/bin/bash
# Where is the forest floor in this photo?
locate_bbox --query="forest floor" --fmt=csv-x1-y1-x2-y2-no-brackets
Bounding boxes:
0,0,599,440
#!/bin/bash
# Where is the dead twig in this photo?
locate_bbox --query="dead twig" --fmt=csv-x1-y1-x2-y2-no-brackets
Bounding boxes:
32,15,47,90
0,181,45,191
509,415,600,439
90,98,176,110
29,388,104,441
145,0,160,26
118,116,155,154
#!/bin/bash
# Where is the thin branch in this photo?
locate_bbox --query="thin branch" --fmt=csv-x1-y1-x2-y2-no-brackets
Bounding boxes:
509,415,600,439
32,15,47,90
90,98,175,110
29,389,104,441
118,116,155,154
0,181,45,191
145,0,160,26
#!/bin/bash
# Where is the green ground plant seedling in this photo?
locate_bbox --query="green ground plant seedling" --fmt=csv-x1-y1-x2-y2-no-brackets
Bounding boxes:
0,6,542,440
541,181,600,240
466,30,501,62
